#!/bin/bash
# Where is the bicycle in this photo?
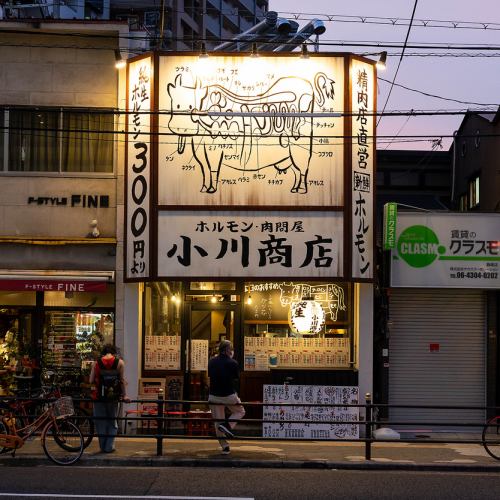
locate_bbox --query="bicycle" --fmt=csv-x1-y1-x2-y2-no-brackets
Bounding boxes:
40,370,95,449
482,414,500,460
0,396,84,465
7,371,94,449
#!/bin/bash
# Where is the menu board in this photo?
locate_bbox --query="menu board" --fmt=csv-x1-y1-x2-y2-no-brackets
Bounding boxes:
189,339,209,371
244,336,350,370
263,385,359,440
245,282,348,323
144,335,181,370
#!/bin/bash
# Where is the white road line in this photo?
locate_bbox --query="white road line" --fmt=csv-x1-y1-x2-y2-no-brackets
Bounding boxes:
0,495,254,500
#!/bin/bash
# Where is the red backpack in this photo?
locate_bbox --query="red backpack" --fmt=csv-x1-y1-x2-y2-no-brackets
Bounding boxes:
97,357,122,401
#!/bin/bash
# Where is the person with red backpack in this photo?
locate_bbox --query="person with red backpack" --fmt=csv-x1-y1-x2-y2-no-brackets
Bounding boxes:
89,344,130,453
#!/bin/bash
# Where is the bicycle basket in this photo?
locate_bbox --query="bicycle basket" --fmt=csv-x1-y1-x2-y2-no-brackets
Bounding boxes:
52,396,75,418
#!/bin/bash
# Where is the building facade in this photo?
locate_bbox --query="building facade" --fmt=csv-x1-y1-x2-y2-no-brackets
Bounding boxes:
122,51,377,426
451,109,500,213
0,20,127,394
1,1,270,52
377,113,500,429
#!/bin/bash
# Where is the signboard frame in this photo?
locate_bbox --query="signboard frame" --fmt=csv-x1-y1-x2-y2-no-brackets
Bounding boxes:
390,212,500,288
124,52,377,282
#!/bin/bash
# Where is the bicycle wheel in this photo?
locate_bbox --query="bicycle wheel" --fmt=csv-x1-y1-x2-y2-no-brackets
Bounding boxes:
71,407,94,449
42,420,83,465
0,420,9,454
482,416,500,460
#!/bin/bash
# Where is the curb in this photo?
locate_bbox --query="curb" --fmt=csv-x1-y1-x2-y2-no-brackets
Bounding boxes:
2,455,500,472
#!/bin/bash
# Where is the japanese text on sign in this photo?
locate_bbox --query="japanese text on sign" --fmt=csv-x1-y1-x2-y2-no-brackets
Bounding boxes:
263,385,359,440
126,58,151,279
157,211,344,278
351,60,374,279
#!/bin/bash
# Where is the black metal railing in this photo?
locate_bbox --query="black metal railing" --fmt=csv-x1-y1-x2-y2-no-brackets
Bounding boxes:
1,393,499,460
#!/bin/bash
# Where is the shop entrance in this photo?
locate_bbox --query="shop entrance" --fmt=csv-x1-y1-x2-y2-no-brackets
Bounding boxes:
0,308,36,395
186,302,239,401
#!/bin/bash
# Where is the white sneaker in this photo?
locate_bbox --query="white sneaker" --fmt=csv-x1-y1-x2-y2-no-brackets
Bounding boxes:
221,446,230,455
217,423,234,438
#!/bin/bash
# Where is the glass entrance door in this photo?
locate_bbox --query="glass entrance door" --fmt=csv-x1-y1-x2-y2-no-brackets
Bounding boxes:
186,303,238,401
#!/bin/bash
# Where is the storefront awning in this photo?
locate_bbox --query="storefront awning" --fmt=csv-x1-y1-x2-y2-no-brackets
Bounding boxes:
0,270,114,292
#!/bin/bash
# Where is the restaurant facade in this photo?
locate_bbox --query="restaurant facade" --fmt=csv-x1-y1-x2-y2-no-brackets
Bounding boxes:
122,51,377,411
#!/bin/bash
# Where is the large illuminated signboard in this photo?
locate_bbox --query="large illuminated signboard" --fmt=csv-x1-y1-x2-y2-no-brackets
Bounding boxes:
351,59,375,279
157,211,343,278
391,213,500,288
158,55,344,207
124,53,376,281
126,56,152,280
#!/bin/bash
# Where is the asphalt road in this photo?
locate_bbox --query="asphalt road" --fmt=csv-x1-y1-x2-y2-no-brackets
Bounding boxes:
0,466,499,499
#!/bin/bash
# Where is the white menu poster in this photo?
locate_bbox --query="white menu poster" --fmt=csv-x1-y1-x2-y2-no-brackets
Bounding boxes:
263,385,359,440
189,339,209,371
244,337,350,370
144,335,181,370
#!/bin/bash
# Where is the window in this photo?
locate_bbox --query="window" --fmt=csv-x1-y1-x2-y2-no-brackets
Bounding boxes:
143,282,183,372
243,281,353,371
459,194,468,212
468,175,480,208
0,108,114,173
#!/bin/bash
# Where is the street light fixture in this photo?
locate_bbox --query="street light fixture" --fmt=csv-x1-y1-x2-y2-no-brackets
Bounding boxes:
376,51,387,71
114,50,126,70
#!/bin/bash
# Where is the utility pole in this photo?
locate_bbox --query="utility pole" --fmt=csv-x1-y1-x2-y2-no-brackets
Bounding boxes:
158,0,166,50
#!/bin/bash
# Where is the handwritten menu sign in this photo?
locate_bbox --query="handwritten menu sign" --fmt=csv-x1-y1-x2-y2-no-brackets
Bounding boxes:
189,339,209,371
244,282,348,323
245,337,350,370
263,385,359,440
144,335,180,370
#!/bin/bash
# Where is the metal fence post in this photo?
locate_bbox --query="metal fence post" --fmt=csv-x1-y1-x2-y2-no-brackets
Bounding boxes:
156,389,164,456
365,392,372,461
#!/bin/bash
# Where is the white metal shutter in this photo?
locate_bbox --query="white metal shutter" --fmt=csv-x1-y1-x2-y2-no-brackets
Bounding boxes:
388,289,486,429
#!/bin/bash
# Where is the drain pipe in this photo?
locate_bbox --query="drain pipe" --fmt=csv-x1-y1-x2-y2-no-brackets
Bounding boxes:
451,130,457,205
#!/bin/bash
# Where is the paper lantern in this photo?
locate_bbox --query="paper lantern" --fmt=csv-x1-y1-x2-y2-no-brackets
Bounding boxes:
289,299,325,335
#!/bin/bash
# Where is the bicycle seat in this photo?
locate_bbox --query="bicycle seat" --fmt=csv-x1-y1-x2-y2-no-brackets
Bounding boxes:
13,375,34,380
0,399,12,411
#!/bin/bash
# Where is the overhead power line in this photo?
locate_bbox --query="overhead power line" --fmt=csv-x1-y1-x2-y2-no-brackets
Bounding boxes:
377,0,419,127
274,11,500,32
1,41,500,59
377,77,500,106
1,123,499,140
1,107,499,117
3,28,500,51
3,4,500,31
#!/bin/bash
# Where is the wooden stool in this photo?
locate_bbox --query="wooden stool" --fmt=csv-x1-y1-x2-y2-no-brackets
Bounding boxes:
187,410,213,436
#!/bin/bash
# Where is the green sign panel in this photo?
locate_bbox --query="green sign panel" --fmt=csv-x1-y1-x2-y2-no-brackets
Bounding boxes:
383,202,397,250
391,213,500,288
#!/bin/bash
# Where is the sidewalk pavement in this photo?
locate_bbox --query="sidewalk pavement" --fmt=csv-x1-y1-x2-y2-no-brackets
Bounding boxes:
2,433,500,471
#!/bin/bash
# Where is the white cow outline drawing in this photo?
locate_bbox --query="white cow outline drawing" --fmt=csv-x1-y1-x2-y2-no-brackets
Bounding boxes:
167,72,335,194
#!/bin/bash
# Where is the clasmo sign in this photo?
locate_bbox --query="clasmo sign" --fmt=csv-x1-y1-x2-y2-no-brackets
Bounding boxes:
391,213,500,288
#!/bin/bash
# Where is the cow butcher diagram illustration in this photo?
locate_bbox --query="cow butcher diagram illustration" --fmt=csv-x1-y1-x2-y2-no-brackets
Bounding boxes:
166,71,336,195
